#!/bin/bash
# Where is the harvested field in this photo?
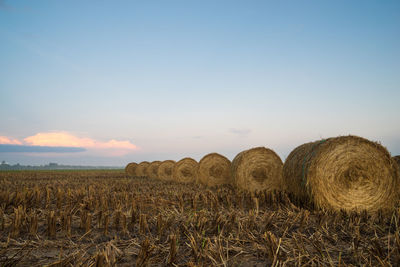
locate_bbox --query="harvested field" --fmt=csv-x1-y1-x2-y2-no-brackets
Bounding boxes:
1,170,400,266
283,135,400,213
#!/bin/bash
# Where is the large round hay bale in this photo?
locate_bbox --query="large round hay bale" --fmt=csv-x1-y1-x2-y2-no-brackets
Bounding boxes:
283,135,400,213
146,161,162,179
157,160,176,181
197,153,232,187
173,158,198,183
231,147,283,193
136,161,150,177
125,162,138,176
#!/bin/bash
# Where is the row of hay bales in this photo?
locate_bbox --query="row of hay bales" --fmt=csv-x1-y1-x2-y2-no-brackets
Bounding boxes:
125,135,400,213
125,154,232,187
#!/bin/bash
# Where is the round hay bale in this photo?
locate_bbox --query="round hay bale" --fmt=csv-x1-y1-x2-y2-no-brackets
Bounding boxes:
136,161,150,177
157,160,176,181
146,161,162,179
173,158,198,183
125,162,138,176
197,153,232,187
283,135,400,213
393,155,400,168
231,147,283,193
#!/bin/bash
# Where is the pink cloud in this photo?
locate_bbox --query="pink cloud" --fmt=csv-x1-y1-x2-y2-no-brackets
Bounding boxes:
0,136,23,145
24,132,95,147
23,131,137,156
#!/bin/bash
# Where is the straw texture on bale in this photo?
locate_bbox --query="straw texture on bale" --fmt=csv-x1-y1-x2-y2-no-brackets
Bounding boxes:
146,161,162,179
136,161,150,177
393,156,400,168
125,162,138,176
231,147,283,193
173,158,198,183
197,153,232,187
157,160,176,181
283,135,400,213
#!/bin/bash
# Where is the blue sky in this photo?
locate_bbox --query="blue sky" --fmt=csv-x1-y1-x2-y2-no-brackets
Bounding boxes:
1,0,399,166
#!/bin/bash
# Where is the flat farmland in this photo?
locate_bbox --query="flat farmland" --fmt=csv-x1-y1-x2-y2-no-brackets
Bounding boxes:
0,170,399,266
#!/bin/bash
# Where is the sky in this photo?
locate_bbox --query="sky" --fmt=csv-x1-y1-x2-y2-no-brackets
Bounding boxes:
1,0,399,166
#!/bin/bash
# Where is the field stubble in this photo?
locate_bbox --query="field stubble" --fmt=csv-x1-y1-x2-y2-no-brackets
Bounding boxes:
1,170,400,266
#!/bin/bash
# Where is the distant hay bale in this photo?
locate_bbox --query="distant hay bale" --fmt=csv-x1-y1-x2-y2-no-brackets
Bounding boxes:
157,160,176,181
231,147,283,193
146,161,162,179
197,153,232,187
173,158,198,183
125,162,138,176
136,161,150,177
283,135,400,213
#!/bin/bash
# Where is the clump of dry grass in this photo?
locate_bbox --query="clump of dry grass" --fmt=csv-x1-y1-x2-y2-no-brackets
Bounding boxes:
157,160,176,181
283,135,400,213
125,162,138,177
136,161,150,177
197,153,232,187
173,158,198,183
231,147,283,193
146,161,162,179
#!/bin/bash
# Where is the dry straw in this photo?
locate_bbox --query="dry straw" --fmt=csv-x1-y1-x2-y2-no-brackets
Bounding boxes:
125,162,138,177
283,135,400,213
393,156,400,168
231,147,283,193
146,161,162,179
197,153,232,187
157,160,176,181
173,158,198,183
136,161,150,177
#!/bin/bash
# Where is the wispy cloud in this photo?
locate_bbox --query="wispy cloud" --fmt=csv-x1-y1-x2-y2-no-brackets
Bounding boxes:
229,128,251,137
95,139,137,150
1,132,137,156
0,144,85,153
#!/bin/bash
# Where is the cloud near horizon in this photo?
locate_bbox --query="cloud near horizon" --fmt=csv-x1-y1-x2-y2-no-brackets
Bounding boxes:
0,136,23,145
0,132,137,156
0,144,86,153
